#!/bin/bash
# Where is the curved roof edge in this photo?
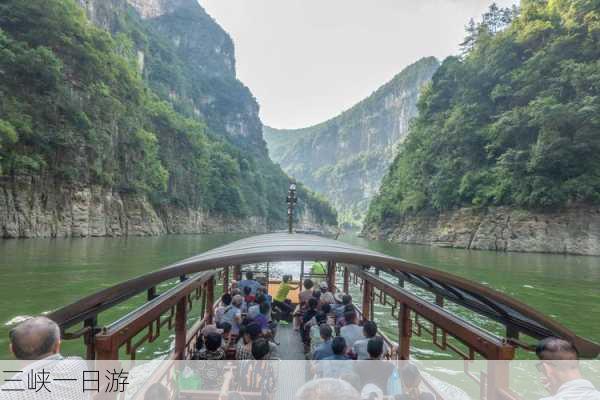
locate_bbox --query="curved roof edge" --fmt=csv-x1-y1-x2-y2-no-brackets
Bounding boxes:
49,233,600,358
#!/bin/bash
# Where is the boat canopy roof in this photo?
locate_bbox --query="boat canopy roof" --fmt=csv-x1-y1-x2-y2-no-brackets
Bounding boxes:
50,233,600,358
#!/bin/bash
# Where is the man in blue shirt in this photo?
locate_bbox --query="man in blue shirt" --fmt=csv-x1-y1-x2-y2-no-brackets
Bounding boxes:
313,324,334,360
316,336,352,378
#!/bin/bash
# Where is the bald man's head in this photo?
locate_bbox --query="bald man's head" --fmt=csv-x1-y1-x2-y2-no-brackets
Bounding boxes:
9,317,61,360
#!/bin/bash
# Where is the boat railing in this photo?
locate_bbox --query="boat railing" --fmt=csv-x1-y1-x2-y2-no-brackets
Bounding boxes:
43,232,600,400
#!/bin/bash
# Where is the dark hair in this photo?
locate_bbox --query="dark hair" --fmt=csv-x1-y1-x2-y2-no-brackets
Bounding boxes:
320,303,331,314
342,294,352,305
331,336,346,355
308,298,318,310
367,337,384,359
205,333,222,352
255,294,266,305
221,293,232,306
312,291,322,300
245,323,261,340
304,279,314,290
344,310,357,324
344,304,354,312
319,324,333,340
145,383,170,400
363,321,377,338
259,302,270,315
243,286,252,295
283,274,292,283
246,271,254,280
219,322,232,333
535,337,579,360
251,338,271,360
9,317,60,360
316,312,327,325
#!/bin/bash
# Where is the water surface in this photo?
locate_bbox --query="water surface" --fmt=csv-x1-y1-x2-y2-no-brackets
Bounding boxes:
0,233,598,359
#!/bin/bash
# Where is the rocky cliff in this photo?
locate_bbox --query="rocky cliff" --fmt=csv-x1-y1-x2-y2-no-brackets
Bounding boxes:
363,205,600,256
0,0,337,238
264,57,439,226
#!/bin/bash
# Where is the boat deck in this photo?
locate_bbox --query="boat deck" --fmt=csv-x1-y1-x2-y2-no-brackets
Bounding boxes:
274,323,306,360
273,323,307,400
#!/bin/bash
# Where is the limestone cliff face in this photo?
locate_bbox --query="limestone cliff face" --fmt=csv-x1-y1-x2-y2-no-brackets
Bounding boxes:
0,176,270,238
264,57,439,226
362,205,600,256
0,0,335,239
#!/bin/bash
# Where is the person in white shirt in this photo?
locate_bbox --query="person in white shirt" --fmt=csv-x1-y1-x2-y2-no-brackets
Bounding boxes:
352,320,390,360
536,337,600,400
339,310,364,352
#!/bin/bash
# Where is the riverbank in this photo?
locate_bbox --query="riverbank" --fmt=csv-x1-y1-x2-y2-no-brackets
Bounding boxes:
0,177,333,238
362,205,600,256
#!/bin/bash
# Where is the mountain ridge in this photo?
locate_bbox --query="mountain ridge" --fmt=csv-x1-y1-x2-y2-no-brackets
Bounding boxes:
264,57,439,226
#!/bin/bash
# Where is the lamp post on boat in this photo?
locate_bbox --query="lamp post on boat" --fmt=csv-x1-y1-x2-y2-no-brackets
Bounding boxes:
287,183,297,234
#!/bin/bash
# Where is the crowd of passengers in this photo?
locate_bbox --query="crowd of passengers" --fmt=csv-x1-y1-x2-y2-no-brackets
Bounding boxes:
191,272,395,365
5,315,600,400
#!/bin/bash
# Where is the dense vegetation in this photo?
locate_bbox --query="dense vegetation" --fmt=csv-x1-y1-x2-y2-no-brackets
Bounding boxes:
366,0,600,226
0,0,336,227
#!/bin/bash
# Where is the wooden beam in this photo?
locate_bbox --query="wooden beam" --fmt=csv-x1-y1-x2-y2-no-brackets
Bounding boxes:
175,296,187,360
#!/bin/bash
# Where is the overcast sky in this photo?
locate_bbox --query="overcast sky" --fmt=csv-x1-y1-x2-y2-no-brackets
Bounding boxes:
199,0,519,129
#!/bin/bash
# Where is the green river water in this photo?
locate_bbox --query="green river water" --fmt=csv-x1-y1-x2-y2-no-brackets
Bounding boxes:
0,233,599,360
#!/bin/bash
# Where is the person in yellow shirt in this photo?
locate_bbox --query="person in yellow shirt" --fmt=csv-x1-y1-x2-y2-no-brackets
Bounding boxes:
273,275,298,322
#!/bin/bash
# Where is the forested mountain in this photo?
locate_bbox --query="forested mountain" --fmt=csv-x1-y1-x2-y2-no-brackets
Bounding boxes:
0,0,336,238
264,57,439,227
364,0,600,256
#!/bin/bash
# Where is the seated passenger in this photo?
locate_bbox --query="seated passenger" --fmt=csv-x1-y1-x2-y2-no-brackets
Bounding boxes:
352,321,390,360
243,286,256,307
354,338,395,395
316,337,352,378
335,294,353,321
254,302,271,332
222,294,244,336
4,317,88,400
220,322,233,347
395,363,435,400
195,332,226,360
312,324,334,360
319,281,336,305
340,310,364,351
215,293,232,325
302,298,320,343
236,323,262,360
252,338,275,360
535,337,600,400
247,293,265,320
294,279,315,330
299,279,315,304
239,271,261,295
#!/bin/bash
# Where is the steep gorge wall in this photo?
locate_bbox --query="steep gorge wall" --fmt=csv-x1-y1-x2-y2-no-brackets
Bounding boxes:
264,57,439,225
363,205,600,256
0,176,269,238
